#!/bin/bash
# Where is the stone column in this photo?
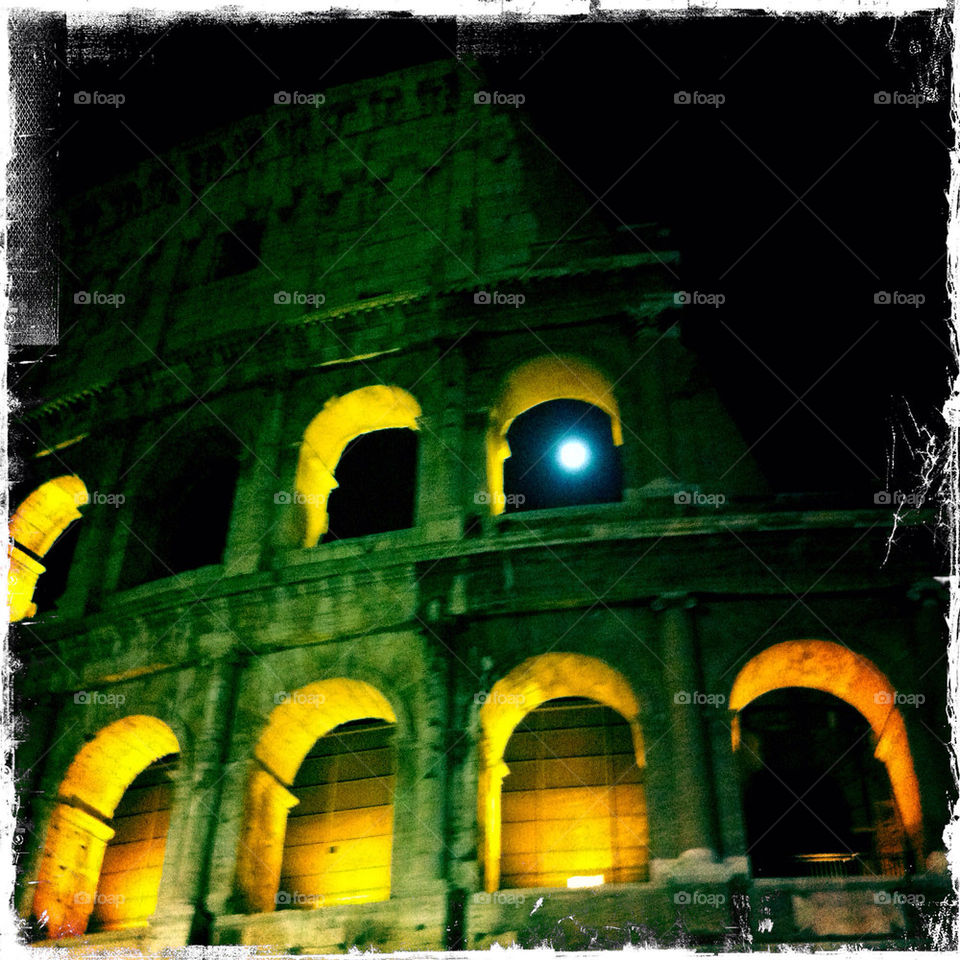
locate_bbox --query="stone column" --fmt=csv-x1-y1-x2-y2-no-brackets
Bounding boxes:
57,434,127,614
234,767,299,913
223,389,286,574
31,802,115,938
627,322,681,498
654,591,717,863
414,346,468,540
155,655,244,939
15,793,58,920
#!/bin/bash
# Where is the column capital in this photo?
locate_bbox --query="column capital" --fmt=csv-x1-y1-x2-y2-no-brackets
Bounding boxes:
907,578,948,605
651,591,697,612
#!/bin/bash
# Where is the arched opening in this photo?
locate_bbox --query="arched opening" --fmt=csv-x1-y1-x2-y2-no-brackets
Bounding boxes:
500,697,647,889
739,689,907,878
279,717,396,908
486,356,622,515
729,640,924,876
31,716,180,939
8,475,88,621
210,220,264,280
29,518,82,613
236,678,397,913
502,399,622,512
323,428,418,541
118,432,240,589
89,754,179,930
477,653,645,892
295,385,421,547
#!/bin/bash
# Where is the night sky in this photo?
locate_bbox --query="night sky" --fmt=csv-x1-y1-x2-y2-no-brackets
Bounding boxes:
18,12,955,499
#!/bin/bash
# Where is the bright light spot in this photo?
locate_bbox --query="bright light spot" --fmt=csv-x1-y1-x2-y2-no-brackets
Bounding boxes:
557,439,589,471
567,875,604,889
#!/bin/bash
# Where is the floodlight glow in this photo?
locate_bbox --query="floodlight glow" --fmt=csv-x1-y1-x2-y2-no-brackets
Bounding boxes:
567,875,604,888
557,439,589,471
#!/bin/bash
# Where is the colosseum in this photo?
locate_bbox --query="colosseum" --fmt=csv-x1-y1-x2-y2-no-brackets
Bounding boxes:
7,54,953,953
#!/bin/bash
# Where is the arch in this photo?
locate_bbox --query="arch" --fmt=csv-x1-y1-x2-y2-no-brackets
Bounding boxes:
477,653,644,892
118,428,241,589
294,386,421,546
485,356,622,515
729,640,924,861
31,715,180,939
236,678,397,913
8,475,88,621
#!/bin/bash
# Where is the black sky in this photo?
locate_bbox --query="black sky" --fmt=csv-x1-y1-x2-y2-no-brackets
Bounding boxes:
21,12,956,499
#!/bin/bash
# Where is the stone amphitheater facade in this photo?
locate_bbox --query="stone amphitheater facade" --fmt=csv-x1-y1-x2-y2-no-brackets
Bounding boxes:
9,59,951,952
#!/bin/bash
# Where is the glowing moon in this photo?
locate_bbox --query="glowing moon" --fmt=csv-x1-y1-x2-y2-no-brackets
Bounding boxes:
557,439,589,471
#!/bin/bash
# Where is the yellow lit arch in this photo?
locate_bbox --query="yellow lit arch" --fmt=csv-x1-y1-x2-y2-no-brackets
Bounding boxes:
8,475,88,621
729,639,924,861
236,678,397,913
294,386,421,546
31,715,180,939
477,653,644,892
485,356,622,515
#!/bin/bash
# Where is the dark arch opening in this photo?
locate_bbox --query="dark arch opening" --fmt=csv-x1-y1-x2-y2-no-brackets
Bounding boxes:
503,399,621,513
30,517,82,614
323,428,418,542
739,687,908,878
118,435,241,589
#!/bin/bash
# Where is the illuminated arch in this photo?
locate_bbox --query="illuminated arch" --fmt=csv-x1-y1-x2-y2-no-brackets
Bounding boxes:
729,640,924,860
477,653,644,892
235,678,397,913
31,715,180,939
8,475,88,621
485,356,622,515
294,386,421,547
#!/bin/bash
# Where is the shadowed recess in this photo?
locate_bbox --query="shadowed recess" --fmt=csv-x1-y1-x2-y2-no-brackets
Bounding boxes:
729,639,924,863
